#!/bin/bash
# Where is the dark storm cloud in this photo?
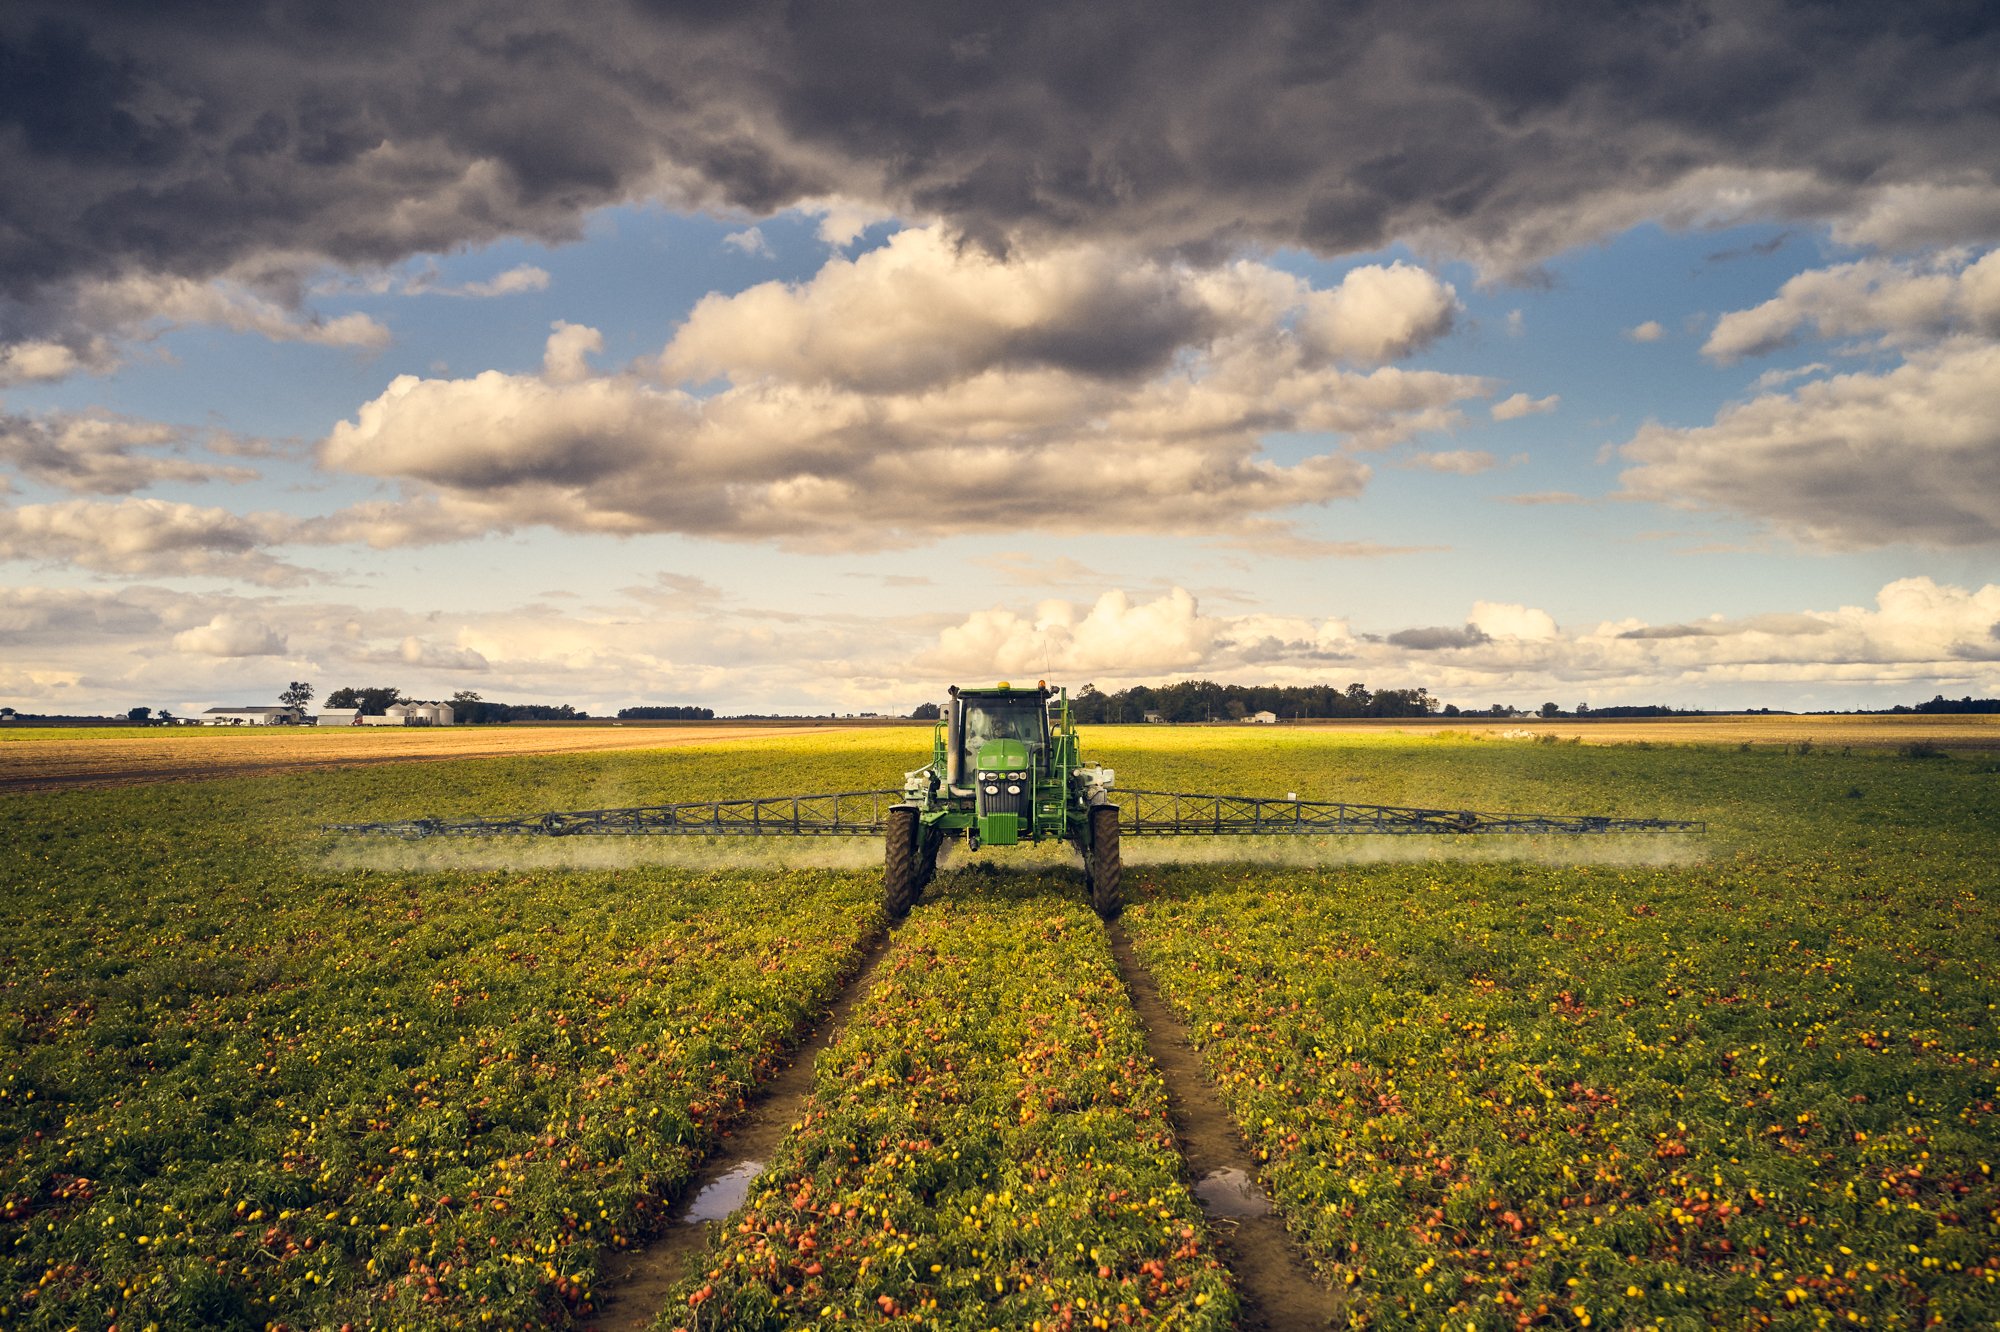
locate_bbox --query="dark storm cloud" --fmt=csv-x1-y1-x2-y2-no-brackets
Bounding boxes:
3,0,1999,326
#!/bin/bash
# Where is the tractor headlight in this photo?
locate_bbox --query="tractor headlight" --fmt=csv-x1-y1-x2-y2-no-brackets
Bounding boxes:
1009,770,1027,779
984,784,999,795
1006,784,1021,795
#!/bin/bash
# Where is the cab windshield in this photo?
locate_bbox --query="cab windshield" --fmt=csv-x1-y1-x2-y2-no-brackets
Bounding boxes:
961,699,1048,771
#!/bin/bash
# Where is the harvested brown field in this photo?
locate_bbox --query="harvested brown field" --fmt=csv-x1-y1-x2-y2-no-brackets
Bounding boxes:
0,722,871,792
1300,711,2000,748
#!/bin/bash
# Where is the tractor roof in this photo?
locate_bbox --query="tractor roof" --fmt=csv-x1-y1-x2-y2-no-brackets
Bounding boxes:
953,682,1052,697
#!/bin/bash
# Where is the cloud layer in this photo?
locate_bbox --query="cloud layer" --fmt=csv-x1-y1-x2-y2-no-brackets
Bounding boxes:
8,575,1991,717
321,231,1486,548
3,0,1997,333
1624,248,2000,549
920,580,2000,699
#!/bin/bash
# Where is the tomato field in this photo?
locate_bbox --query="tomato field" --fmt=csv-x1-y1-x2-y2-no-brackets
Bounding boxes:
3,727,1996,1329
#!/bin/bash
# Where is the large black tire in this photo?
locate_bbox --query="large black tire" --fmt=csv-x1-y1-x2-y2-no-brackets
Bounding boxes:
1088,804,1122,920
884,807,920,919
915,827,943,896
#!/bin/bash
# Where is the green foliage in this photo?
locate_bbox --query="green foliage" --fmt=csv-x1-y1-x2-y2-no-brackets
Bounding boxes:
1118,737,2000,1329
0,745,883,1329
666,883,1236,1331
325,686,403,715
1069,680,1438,723
4,727,1996,1330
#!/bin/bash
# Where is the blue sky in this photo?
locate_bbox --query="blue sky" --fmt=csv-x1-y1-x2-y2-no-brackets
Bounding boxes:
2,4,1996,716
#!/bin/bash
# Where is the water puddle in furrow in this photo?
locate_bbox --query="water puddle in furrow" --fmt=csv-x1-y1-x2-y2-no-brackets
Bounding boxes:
585,928,894,1331
1108,922,1344,1331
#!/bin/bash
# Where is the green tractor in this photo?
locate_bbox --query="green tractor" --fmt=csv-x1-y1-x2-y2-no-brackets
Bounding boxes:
330,680,1702,922
886,682,1121,919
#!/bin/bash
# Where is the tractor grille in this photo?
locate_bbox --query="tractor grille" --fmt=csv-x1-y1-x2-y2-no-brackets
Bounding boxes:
976,777,1028,818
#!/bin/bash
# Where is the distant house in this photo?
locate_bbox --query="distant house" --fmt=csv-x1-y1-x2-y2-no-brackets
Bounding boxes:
315,707,362,727
202,706,305,726
360,702,456,726
1142,710,1165,724
1243,710,1279,724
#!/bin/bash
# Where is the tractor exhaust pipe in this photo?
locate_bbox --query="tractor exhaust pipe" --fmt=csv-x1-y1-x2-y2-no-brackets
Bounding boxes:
945,687,966,787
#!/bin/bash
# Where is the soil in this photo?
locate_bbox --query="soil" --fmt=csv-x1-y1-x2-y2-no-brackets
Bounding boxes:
585,927,896,1330
1108,922,1344,1331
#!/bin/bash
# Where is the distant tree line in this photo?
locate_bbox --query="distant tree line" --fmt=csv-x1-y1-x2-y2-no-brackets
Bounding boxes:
1571,704,1695,718
1068,680,1439,723
1890,694,2000,715
616,705,716,720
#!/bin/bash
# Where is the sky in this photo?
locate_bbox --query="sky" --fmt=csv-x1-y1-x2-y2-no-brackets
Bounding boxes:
2,1,1998,717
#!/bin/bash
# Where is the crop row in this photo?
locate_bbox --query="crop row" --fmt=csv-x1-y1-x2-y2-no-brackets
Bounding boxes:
663,875,1237,1331
1124,856,2000,1328
1,775,881,1330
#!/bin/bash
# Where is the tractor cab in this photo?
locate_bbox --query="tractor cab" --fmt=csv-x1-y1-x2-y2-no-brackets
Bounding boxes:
949,685,1051,790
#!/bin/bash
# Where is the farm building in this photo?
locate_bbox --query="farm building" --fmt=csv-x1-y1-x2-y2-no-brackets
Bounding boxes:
1243,711,1279,724
202,705,306,725
360,702,456,726
315,708,362,726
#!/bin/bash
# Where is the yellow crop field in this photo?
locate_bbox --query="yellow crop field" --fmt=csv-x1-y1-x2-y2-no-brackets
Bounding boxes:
0,721,872,793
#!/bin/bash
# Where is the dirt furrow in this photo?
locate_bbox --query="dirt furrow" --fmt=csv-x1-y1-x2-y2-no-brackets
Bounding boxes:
585,923,897,1330
1107,921,1343,1331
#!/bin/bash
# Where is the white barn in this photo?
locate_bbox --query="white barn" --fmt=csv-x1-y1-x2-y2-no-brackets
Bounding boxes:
1243,710,1279,724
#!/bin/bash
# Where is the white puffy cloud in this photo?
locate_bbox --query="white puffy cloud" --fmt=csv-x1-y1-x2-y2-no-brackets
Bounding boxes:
541,322,606,385
72,271,392,350
322,229,1487,549
444,265,551,298
1704,250,2000,361
1828,182,2000,253
324,371,689,511
924,588,1219,677
1469,601,1560,641
1627,320,1665,343
0,340,94,386
1,265,392,387
663,226,1279,391
921,578,2000,701
804,198,897,249
0,410,257,495
1490,392,1559,421
722,227,774,257
1620,341,2000,548
171,614,288,657
1295,263,1459,365
0,498,306,582
388,636,491,671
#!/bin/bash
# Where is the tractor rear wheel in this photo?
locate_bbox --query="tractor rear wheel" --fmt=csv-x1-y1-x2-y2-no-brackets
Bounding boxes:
884,807,920,919
1088,804,1122,920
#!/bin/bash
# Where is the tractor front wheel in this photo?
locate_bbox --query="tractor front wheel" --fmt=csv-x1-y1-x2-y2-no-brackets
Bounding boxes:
1088,804,1122,920
884,807,920,919
915,826,943,895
